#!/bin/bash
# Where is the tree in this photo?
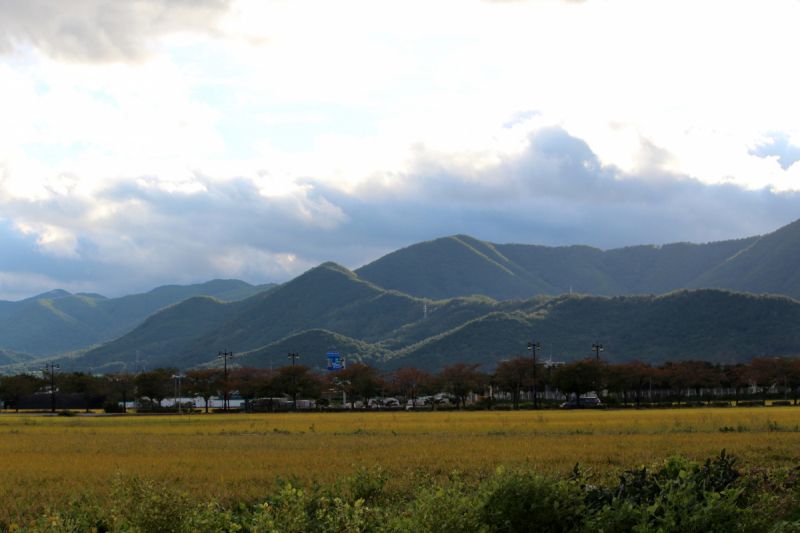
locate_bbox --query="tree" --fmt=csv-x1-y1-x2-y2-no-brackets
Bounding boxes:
134,368,176,411
329,363,385,409
40,366,61,412
493,356,533,410
747,357,780,406
682,361,718,405
61,372,105,413
254,369,280,412
720,363,748,406
104,372,136,413
184,369,223,413
615,361,654,408
604,364,630,406
552,358,603,407
660,361,697,407
391,367,432,408
438,363,488,409
0,374,41,412
778,357,800,405
274,365,322,411
230,367,267,413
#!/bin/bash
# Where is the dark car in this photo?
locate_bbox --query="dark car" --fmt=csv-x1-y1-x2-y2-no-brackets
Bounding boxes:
561,397,601,408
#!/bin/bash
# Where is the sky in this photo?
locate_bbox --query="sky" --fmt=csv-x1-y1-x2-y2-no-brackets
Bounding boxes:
1,0,799,300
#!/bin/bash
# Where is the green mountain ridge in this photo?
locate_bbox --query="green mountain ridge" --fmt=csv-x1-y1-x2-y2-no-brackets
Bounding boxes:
383,289,800,370
0,280,276,357
0,348,37,366
685,218,800,299
4,217,800,372
0,289,72,318
9,263,800,375
220,330,387,371
355,233,766,300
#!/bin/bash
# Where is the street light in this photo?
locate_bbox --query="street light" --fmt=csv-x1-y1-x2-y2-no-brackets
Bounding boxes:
592,342,603,363
287,351,300,364
40,363,60,413
218,350,233,412
527,342,541,409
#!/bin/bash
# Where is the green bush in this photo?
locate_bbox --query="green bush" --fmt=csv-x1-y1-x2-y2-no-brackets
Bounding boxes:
110,474,195,533
57,410,76,417
103,399,125,413
8,451,798,533
481,468,584,532
737,401,767,407
772,400,792,406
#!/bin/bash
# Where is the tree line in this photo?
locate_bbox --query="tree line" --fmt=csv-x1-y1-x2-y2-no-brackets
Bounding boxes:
1,356,799,412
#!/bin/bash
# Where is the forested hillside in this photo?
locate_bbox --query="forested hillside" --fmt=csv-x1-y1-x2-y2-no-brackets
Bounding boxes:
9,263,798,374
0,280,275,356
354,232,769,300
3,217,800,372
686,217,800,300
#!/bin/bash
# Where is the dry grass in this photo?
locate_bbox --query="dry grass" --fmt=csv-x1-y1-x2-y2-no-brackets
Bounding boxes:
2,408,799,525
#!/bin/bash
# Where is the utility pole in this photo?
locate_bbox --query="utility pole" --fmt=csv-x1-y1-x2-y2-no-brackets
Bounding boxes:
218,350,233,412
527,342,541,409
172,374,184,413
342,356,347,407
41,363,59,413
287,352,300,411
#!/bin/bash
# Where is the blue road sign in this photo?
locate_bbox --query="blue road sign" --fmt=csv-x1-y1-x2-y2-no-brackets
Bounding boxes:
327,351,341,370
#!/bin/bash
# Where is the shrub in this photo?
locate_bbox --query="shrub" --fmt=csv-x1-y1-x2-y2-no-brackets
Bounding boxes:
481,467,584,533
110,474,195,533
57,410,76,417
347,466,388,504
103,399,125,413
737,401,766,407
772,401,792,406
708,401,731,408
384,476,486,533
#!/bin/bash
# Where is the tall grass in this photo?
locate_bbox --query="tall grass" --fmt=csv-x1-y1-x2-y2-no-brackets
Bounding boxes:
2,409,800,526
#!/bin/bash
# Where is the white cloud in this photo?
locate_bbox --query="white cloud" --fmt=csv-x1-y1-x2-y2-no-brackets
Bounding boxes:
1,0,800,299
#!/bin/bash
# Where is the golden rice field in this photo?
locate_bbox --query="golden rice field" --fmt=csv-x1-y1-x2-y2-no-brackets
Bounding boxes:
1,408,800,526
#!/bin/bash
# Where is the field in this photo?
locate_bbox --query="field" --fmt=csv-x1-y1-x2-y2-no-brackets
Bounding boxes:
2,408,800,527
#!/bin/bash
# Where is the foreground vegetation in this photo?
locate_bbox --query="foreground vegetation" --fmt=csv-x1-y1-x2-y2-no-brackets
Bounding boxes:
2,410,800,529
7,450,800,533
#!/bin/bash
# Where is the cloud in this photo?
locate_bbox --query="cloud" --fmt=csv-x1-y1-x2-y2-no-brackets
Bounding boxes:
2,0,800,300
2,122,800,300
315,126,800,252
0,0,233,63
502,110,542,129
749,132,800,171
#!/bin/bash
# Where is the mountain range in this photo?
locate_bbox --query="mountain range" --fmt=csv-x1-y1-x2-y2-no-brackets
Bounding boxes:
355,223,800,301
1,217,800,373
0,280,275,357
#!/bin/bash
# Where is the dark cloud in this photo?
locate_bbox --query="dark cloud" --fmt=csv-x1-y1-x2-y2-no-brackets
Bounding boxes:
313,127,800,255
0,0,232,63
2,126,800,299
748,132,800,170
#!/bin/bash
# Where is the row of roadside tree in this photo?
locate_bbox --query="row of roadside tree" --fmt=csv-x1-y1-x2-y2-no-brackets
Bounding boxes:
1,356,799,412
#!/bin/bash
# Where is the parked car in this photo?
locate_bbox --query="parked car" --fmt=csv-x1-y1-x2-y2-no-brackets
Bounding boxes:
561,397,601,408
367,398,401,408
